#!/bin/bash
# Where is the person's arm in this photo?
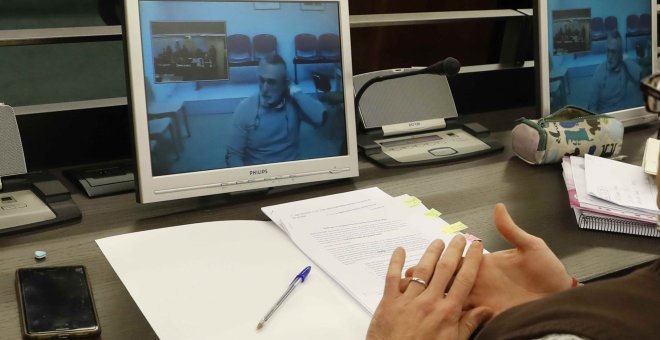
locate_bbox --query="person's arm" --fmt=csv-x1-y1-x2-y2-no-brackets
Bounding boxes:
367,236,492,340
225,100,251,167
290,88,326,127
623,59,642,84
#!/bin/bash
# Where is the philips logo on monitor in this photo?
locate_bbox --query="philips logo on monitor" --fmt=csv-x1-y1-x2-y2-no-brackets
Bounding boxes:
249,169,268,176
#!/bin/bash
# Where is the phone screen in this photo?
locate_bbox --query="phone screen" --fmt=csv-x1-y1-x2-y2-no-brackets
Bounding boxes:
17,266,99,335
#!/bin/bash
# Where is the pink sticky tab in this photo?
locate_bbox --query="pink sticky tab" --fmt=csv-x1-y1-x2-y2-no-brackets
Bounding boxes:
464,233,482,243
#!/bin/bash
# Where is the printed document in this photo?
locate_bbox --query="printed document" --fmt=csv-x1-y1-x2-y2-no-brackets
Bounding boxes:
263,187,482,314
262,187,393,234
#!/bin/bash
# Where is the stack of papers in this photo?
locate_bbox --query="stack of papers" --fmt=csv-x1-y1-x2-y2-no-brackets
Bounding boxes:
561,155,660,237
96,187,485,339
262,187,484,314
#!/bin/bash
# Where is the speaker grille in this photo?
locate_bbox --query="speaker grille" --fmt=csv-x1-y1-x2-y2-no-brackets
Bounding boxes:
0,104,27,177
354,70,458,129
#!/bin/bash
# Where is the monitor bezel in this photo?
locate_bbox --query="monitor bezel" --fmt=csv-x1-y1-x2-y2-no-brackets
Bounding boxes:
535,0,658,125
124,0,358,203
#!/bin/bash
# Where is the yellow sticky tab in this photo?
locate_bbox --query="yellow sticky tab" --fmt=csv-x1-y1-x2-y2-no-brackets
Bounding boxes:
442,221,468,234
424,208,442,219
404,196,422,207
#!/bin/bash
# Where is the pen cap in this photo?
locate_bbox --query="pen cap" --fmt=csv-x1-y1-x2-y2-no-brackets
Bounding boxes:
297,266,312,282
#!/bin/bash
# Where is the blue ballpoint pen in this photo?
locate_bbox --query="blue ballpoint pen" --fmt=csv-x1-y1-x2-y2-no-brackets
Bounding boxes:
256,266,312,330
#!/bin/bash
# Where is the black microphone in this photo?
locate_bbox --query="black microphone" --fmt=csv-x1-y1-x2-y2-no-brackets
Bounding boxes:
353,57,461,118
424,57,461,76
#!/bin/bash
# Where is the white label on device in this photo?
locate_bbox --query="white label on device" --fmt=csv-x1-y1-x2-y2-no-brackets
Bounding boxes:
376,129,490,163
0,190,56,229
382,118,446,137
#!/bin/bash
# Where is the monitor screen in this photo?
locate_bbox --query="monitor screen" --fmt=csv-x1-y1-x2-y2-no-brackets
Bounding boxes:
124,0,358,203
536,0,657,125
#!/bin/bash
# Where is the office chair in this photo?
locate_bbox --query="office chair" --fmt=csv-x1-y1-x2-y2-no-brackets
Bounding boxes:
292,33,320,83
591,17,607,41
639,13,651,35
625,14,640,51
252,34,277,61
227,34,254,66
604,16,618,33
294,33,319,60
318,33,340,60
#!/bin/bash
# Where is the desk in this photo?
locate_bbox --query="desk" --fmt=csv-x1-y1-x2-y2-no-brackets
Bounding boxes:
1,118,658,339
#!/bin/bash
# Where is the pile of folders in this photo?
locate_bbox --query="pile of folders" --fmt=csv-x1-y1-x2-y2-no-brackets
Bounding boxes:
561,154,659,237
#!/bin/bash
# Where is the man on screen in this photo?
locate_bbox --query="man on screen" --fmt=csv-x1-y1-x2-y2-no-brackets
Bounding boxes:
588,30,642,113
225,54,326,167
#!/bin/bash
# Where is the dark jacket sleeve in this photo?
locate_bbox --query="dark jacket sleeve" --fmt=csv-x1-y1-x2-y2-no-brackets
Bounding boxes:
474,259,660,340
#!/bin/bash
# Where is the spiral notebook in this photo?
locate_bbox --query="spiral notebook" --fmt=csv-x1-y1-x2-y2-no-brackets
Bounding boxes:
562,157,660,238
574,209,660,237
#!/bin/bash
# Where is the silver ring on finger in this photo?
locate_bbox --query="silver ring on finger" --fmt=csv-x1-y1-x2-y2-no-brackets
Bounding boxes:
409,276,428,288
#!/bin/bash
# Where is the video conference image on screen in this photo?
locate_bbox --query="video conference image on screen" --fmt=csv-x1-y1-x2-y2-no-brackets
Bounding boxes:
547,0,653,114
151,21,229,82
139,1,347,177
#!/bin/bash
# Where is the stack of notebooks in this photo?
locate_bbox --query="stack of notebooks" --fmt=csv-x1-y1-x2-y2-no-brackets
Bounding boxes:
561,154,660,237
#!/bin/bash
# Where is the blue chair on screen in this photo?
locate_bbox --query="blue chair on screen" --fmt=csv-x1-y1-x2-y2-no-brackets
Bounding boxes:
227,34,257,67
639,13,651,35
604,16,618,33
253,34,278,61
591,17,606,41
625,14,640,50
318,33,340,60
293,33,320,83
294,33,319,60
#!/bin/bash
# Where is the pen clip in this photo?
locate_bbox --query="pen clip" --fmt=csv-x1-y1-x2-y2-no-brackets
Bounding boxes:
294,266,312,283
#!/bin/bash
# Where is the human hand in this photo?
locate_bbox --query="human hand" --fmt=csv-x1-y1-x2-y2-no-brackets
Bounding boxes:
402,204,573,316
366,236,492,340
289,84,303,96
462,203,573,315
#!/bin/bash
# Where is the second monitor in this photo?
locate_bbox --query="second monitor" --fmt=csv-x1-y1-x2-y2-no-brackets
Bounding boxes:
535,0,658,126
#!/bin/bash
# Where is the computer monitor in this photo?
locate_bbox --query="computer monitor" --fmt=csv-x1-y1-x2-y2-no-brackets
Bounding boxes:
535,0,658,126
123,0,358,203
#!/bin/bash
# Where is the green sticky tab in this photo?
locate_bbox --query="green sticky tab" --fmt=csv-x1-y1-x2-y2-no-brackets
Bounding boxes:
424,208,442,219
404,196,422,207
442,221,468,234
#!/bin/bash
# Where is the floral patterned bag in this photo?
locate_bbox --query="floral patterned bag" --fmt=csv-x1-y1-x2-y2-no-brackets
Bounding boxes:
511,106,624,165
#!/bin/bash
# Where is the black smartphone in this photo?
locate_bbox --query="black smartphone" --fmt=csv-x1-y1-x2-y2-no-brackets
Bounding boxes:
15,266,101,339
